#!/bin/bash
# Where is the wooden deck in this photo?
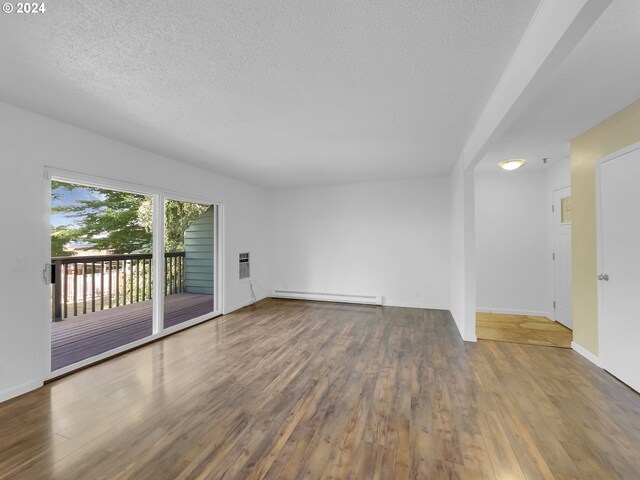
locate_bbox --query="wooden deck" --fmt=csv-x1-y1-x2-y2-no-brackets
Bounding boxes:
51,293,214,371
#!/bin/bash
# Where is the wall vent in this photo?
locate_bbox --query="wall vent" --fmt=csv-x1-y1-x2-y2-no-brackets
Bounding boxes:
239,252,250,279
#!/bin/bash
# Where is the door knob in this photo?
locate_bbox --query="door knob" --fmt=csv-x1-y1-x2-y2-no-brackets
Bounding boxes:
598,274,609,281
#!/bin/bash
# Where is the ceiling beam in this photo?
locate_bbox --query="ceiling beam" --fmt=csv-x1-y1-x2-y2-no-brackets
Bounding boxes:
461,0,612,171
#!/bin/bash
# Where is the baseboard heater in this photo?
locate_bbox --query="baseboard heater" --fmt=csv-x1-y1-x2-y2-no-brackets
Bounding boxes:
272,290,383,306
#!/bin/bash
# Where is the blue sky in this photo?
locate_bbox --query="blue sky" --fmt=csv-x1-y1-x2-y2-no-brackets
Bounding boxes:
50,183,104,228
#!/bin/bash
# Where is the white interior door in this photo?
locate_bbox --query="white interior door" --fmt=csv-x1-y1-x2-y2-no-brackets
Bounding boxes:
597,144,640,393
553,187,572,329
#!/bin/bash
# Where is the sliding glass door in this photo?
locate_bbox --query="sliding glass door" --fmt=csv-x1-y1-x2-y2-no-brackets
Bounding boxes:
49,174,219,374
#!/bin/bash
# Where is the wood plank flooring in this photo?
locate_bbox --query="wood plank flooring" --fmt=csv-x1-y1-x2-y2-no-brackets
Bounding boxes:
3,299,639,479
51,293,214,371
476,312,573,348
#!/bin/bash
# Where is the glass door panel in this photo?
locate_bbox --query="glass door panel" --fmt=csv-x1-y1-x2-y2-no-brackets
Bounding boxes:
163,199,215,328
50,180,154,371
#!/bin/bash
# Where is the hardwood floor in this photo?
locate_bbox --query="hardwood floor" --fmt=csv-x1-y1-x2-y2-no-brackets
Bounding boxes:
2,299,639,479
476,312,573,348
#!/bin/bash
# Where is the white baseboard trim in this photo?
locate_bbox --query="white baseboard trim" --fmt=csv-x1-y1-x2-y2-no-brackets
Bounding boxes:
463,334,478,342
571,341,602,368
271,292,449,311
477,307,552,319
272,290,382,306
0,379,43,404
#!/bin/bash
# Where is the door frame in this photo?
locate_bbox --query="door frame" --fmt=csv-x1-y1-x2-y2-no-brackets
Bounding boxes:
552,185,571,327
595,140,640,369
42,166,225,379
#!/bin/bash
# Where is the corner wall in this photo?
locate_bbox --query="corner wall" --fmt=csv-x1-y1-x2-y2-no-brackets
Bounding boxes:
449,157,476,341
0,102,270,402
570,99,640,355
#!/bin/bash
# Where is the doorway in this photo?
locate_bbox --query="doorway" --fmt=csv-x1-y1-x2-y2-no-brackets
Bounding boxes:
474,168,573,348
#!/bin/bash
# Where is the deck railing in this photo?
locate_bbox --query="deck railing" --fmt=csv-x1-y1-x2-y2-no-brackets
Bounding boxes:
52,252,185,321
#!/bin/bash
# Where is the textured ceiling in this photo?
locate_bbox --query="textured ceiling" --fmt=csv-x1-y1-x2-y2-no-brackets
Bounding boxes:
477,0,640,173
0,1,539,188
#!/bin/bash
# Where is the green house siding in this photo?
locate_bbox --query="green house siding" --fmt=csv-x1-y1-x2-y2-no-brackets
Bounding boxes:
184,206,214,295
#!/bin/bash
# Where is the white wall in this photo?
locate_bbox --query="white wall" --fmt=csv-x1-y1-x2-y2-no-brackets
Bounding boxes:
545,157,570,199
449,157,476,341
0,102,270,402
475,169,548,316
449,160,465,332
269,178,450,309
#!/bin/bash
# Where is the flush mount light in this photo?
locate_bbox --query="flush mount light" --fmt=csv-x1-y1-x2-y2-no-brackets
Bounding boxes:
498,158,526,171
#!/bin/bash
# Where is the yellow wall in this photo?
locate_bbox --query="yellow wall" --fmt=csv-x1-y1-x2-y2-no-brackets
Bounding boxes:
570,99,640,355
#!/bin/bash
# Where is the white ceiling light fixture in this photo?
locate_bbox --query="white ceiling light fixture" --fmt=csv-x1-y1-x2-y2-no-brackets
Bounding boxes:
498,158,526,171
